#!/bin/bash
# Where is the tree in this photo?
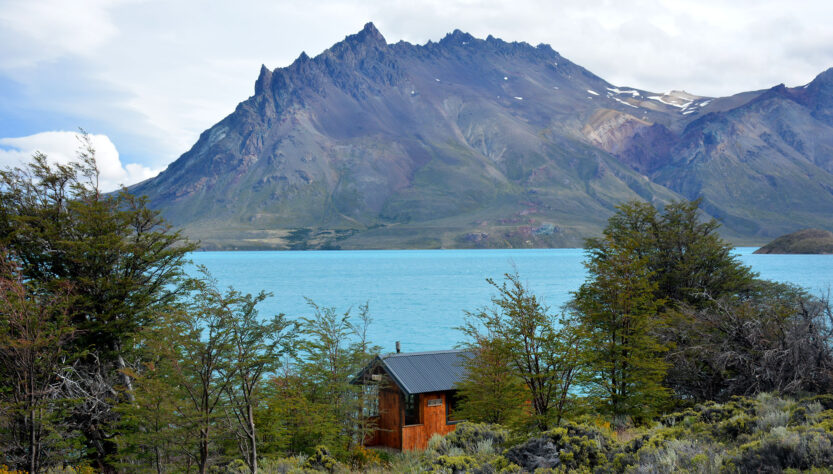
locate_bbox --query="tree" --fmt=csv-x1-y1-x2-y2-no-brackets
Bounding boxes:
293,301,379,453
588,199,756,309
665,283,833,401
115,354,185,474
0,134,196,470
460,272,578,431
158,273,238,474
569,238,670,425
258,369,341,456
0,249,77,472
453,334,528,426
578,199,833,406
225,289,295,473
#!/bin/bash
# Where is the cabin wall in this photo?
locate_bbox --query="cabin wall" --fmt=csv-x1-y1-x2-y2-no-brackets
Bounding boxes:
373,385,403,449
401,392,457,451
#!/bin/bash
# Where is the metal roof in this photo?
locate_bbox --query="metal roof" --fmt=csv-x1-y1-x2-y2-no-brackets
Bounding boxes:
377,350,472,395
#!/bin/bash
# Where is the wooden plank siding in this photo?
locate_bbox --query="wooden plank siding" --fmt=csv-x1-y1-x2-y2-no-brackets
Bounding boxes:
376,386,403,449
401,392,457,451
366,388,459,451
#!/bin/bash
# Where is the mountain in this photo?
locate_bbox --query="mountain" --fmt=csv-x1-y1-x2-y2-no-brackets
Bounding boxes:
754,228,833,254
131,23,833,249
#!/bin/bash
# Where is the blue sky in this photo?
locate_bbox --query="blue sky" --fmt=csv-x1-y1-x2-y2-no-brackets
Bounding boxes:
2,0,833,191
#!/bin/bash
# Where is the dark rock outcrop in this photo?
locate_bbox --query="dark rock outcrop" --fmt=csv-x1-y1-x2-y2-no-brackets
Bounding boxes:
754,228,833,254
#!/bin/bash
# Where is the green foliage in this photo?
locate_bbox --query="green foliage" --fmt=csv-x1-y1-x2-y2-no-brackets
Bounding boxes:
569,233,670,423
248,300,381,462
452,336,528,427
576,199,833,409
156,273,241,472
432,454,476,473
588,199,756,310
459,272,578,430
423,422,517,474
293,301,380,454
258,374,342,456
256,455,309,473
114,356,186,473
442,422,509,454
387,450,424,473
0,140,196,356
114,268,296,473
303,446,341,473
0,135,196,470
0,252,80,472
225,288,295,473
495,394,833,473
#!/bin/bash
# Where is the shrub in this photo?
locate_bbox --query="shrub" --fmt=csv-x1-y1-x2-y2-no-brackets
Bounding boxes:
699,401,743,424
714,414,754,441
43,468,96,474
389,450,424,473
756,410,791,433
661,408,699,427
258,456,309,473
427,433,447,453
422,423,518,473
345,445,384,469
303,446,341,473
432,454,476,473
627,438,725,473
800,394,833,411
223,459,249,473
443,422,509,454
789,402,823,427
0,467,24,474
505,423,612,472
732,426,833,472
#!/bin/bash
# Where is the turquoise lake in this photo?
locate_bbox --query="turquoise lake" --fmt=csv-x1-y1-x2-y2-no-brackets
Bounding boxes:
189,248,833,353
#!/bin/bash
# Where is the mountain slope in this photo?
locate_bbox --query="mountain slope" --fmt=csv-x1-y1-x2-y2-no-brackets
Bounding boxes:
132,24,833,249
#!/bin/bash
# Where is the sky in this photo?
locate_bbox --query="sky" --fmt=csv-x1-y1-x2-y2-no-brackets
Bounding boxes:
1,0,833,191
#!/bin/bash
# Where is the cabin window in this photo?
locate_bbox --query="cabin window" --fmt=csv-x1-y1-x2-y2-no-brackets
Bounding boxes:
404,394,420,425
446,391,462,424
363,385,379,417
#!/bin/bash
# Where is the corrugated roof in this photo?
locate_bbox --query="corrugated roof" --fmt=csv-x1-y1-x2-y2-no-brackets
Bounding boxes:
379,350,471,395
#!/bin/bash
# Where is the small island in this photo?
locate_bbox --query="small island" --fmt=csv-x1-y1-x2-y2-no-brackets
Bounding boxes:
754,228,833,254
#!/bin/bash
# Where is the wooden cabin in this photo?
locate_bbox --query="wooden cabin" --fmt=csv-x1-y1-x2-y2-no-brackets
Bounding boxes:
354,349,471,451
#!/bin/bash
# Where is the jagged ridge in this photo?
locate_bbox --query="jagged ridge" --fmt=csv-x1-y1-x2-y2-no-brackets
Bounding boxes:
132,23,833,249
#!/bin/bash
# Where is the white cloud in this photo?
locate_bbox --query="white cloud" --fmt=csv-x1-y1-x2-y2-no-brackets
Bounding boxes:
0,0,126,70
0,131,161,192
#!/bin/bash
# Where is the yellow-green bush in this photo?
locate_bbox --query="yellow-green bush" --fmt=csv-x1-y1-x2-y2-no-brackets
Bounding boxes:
302,446,342,473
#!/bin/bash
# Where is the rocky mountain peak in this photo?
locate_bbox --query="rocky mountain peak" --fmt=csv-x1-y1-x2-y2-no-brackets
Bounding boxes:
812,67,833,85
254,64,272,95
321,21,390,66
132,26,833,250
440,29,476,44
347,21,387,46
800,67,833,125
